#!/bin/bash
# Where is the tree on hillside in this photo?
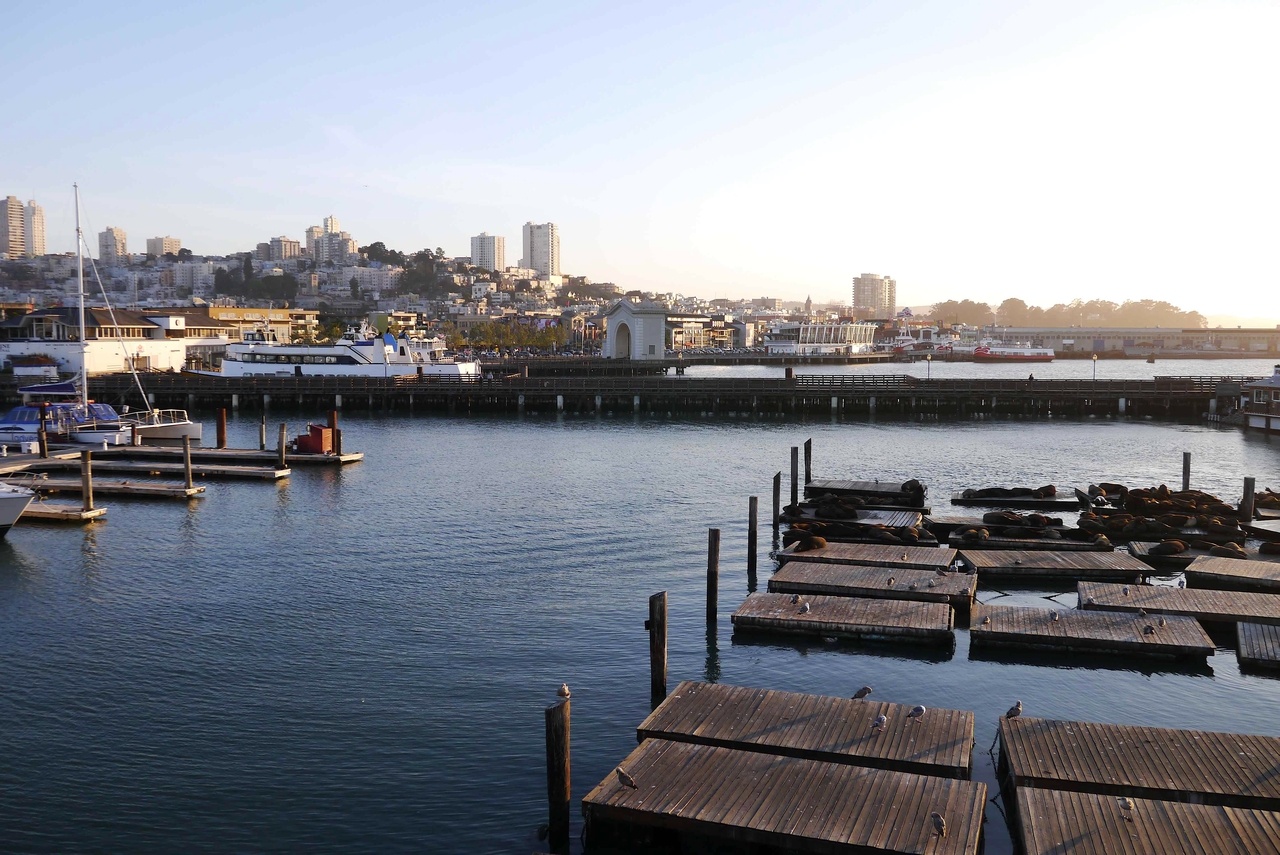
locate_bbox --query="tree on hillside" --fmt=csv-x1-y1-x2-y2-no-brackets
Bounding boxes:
929,299,994,326
242,254,253,280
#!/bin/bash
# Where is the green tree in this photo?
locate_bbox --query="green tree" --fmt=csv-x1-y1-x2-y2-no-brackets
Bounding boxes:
242,254,254,280
350,277,360,299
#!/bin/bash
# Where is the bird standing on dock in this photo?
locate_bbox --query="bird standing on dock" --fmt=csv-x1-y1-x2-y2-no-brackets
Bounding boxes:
871,714,888,732
799,601,810,614
980,615,992,625
852,686,873,700
557,683,571,700
616,767,638,789
791,593,800,604
1178,578,1187,588
930,811,947,838
1158,616,1167,627
1006,700,1023,720
886,576,896,587
1122,585,1131,596
1118,796,1135,821
901,551,909,561
1137,608,1147,617
907,704,927,724
1051,611,1060,622
1143,624,1156,635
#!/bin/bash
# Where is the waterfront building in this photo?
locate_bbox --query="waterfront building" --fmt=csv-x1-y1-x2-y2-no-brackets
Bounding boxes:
0,306,225,373
470,232,505,272
1243,364,1280,435
521,222,560,277
98,227,128,265
763,321,878,355
852,273,896,317
1,196,24,259
985,326,1280,356
603,298,666,360
24,200,45,257
146,236,182,257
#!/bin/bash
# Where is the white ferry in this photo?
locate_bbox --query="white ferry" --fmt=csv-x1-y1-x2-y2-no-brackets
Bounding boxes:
972,342,1055,363
210,323,481,379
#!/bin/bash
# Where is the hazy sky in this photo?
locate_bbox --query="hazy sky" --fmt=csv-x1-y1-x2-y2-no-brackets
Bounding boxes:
6,0,1277,323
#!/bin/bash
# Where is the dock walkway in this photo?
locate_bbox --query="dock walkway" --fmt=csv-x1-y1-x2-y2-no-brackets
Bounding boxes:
582,738,986,854
958,549,1148,581
778,542,955,570
804,479,926,508
999,715,1280,810
732,593,954,645
1185,556,1280,592
950,489,1081,510
768,561,976,609
637,681,975,778
33,478,203,500
970,602,1213,658
1238,622,1280,671
30,458,288,481
1078,581,1280,625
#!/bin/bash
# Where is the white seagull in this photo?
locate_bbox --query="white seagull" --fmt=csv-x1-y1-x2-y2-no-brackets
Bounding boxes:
557,683,571,699
871,714,888,732
907,704,927,724
931,811,947,838
852,686,873,700
616,767,638,789
1006,700,1023,720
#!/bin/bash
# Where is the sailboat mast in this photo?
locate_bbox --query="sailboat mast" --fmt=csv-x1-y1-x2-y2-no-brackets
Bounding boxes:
74,184,88,410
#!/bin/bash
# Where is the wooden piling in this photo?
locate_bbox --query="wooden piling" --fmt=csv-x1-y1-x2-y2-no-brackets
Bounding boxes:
182,436,194,489
772,472,781,529
647,592,667,700
277,423,287,470
37,425,48,459
1241,476,1257,522
803,438,812,485
545,699,571,853
790,446,798,509
258,414,266,451
216,408,227,449
747,497,758,579
1182,451,1191,492
329,409,343,455
79,449,93,512
706,528,720,625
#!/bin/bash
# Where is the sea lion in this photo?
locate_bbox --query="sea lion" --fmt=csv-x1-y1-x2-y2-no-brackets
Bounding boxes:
1148,540,1188,555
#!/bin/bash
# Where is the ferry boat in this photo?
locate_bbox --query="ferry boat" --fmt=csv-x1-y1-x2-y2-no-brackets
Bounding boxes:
972,343,1055,363
209,322,481,379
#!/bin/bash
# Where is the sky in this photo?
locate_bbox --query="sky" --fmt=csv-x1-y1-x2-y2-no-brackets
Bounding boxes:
6,0,1278,326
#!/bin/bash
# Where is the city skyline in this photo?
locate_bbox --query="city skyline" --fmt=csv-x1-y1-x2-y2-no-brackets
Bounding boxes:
5,1,1278,327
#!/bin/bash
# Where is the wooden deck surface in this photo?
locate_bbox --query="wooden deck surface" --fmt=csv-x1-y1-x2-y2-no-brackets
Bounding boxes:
1016,787,1280,855
1184,555,1280,592
1238,622,1280,671
32,478,204,500
958,549,1148,581
637,681,975,778
1078,581,1280,625
1126,541,1277,570
950,489,1082,510
768,561,976,608
583,738,986,854
999,715,1280,810
31,458,289,480
778,542,955,570
20,501,108,523
96,446,364,466
805,479,927,507
732,593,954,644
785,508,925,528
1244,519,1280,541
970,602,1213,658
949,535,1111,552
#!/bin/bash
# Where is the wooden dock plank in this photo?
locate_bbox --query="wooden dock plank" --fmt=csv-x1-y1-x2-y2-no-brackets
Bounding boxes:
959,549,1148,581
784,508,925,528
20,501,108,523
732,592,954,645
970,602,1213,658
778,542,955,570
1126,541,1280,571
999,715,1280,810
637,681,974,778
1238,622,1280,671
95,446,363,466
1184,556,1280,593
30,459,289,480
950,489,1081,510
805,479,927,508
583,738,986,854
1078,581,1280,625
32,478,204,500
768,561,976,608
949,534,1112,552
1017,787,1280,855
1243,519,1280,541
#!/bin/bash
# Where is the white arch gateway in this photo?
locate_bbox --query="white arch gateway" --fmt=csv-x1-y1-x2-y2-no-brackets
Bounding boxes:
602,299,667,360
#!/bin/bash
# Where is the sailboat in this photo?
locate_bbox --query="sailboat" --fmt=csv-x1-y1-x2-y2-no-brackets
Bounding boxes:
0,479,37,539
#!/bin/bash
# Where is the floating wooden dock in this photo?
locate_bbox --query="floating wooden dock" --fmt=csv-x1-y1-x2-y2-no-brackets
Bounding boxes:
637,681,975,778
20,500,107,523
958,549,1148,581
1078,580,1280,625
32,478,204,500
804,478,927,509
1183,555,1280,593
999,715,1280,810
925,514,1070,538
95,446,363,467
768,561,976,609
949,534,1111,552
970,602,1213,658
1238,622,1280,671
30,458,289,481
582,738,986,854
1126,540,1274,571
784,508,924,528
778,542,955,570
1244,519,1280,541
732,593,954,645
1016,787,1280,855
950,489,1081,510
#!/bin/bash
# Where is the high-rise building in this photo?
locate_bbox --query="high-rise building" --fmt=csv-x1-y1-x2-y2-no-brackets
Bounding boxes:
146,236,182,257
470,232,505,272
99,227,128,265
269,236,301,260
1,196,24,259
24,200,45,257
521,221,559,277
852,273,896,318
323,215,340,234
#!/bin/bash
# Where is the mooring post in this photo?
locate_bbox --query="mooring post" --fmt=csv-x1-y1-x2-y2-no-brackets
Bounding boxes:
182,436,194,490
277,423,288,470
1241,476,1257,522
747,496,759,580
1182,452,1192,492
38,406,49,458
544,698,571,854
258,414,267,451
216,408,227,449
706,528,720,625
790,446,799,509
647,591,668,700
330,409,342,455
772,472,782,529
80,449,93,512
804,438,812,484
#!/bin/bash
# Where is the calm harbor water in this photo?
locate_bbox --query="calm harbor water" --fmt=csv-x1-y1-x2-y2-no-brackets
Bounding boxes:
3,381,1280,852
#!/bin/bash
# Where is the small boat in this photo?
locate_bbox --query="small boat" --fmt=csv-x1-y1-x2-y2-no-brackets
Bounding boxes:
0,480,37,539
11,381,132,446
972,343,1055,363
124,408,203,443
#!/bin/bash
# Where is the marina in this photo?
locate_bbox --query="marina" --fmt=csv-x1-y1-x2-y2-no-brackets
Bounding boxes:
969,602,1214,658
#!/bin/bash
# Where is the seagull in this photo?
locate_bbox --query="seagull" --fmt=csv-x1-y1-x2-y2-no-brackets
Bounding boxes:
1006,700,1023,720
1086,596,1097,605
1137,608,1147,617
981,615,992,625
1012,558,1023,565
927,579,937,588
616,767,638,789
907,704,927,724
791,593,800,604
1158,616,1167,627
852,686,873,700
799,601,811,614
1143,624,1156,635
901,551,909,561
908,582,919,591
1118,796,1135,821
557,683,571,699
931,811,947,838
887,576,896,587
1122,586,1131,596
871,714,888,732
1177,578,1187,588
1051,611,1060,622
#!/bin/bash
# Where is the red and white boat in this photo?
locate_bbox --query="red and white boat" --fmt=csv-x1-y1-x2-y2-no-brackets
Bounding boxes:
972,343,1055,363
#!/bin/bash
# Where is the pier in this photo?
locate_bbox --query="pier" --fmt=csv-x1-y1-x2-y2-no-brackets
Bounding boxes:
768,561,977,609
970,602,1213,658
1237,622,1280,671
1183,555,1280,592
958,549,1149,581
777,542,956,570
731,592,954,645
1078,580,1280,625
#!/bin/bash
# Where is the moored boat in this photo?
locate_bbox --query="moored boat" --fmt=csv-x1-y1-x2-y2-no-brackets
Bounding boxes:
0,480,37,539
972,343,1055,363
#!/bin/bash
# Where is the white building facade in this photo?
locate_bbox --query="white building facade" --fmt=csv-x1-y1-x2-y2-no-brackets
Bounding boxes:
24,200,45,257
99,227,128,265
470,232,505,272
521,221,560,277
603,298,666,360
146,236,182,256
852,273,896,317
1,196,24,259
